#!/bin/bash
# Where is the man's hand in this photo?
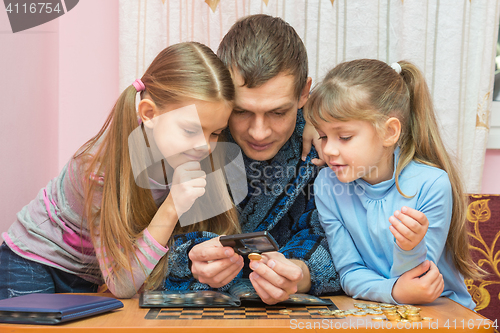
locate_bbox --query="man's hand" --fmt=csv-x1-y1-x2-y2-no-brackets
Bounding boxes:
389,206,429,251
188,237,244,288
301,122,325,166
392,260,444,304
248,252,306,305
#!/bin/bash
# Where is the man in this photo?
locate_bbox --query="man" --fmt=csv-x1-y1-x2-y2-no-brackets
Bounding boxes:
163,14,341,304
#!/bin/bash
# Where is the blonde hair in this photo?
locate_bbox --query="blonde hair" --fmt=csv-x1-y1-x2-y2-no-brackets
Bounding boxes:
75,42,240,290
305,59,483,279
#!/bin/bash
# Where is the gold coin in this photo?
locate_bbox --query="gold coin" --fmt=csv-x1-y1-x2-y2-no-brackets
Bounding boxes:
397,310,407,319
385,314,401,321
379,303,394,308
354,303,367,309
353,311,367,316
422,317,434,321
344,310,357,314
407,314,422,322
372,317,386,321
279,309,292,315
399,319,410,323
367,304,379,309
248,253,262,261
318,310,332,316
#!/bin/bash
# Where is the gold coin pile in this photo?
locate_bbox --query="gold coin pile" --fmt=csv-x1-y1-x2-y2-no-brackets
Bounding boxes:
318,302,433,322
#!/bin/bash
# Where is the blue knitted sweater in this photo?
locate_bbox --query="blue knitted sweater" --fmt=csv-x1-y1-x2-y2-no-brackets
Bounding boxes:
163,109,341,296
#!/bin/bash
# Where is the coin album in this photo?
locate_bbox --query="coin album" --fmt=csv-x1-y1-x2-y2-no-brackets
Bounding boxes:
0,294,124,325
140,279,333,308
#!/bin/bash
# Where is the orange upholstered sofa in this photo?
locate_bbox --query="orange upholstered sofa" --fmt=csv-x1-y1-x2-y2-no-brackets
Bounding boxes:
466,194,500,324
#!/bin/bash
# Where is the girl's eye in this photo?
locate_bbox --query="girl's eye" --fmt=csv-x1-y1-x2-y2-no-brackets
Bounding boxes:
340,136,352,141
184,129,197,135
318,136,327,140
211,132,222,137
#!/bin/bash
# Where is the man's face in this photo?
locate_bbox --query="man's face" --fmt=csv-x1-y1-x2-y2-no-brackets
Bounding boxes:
228,72,309,161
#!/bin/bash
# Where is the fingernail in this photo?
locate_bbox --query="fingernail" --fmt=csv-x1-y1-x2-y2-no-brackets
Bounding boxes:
401,206,407,213
224,250,231,257
251,262,260,269
268,260,276,269
301,156,306,161
230,255,237,263
394,210,400,217
253,273,260,279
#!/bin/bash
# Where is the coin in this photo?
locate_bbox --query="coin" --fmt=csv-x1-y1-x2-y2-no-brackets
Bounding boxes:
385,313,401,321
353,311,367,316
354,303,367,309
407,314,422,322
279,309,292,315
380,303,394,308
318,310,331,316
422,317,434,321
248,253,262,261
372,317,386,321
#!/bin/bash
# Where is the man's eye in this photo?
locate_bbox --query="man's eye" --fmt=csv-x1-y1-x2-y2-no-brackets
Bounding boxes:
233,110,246,115
211,132,222,137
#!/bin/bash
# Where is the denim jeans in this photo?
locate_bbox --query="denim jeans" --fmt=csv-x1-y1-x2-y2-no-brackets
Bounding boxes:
0,242,99,300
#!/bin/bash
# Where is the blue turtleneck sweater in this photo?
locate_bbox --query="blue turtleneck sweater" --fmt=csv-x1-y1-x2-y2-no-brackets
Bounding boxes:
314,148,474,310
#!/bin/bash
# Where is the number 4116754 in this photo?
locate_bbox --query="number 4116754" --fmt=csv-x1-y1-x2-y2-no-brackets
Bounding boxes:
6,3,62,14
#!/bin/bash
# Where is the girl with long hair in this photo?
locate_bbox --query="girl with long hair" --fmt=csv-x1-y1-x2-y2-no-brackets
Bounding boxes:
305,59,482,309
0,42,240,299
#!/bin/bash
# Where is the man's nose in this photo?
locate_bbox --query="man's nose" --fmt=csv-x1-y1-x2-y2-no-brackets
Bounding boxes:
248,116,272,141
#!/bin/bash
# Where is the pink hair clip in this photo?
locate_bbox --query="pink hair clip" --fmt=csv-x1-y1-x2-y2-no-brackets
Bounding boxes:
132,79,146,92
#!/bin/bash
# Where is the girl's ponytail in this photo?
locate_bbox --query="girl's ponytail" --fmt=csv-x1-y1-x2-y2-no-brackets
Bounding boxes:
398,61,483,280
80,84,157,284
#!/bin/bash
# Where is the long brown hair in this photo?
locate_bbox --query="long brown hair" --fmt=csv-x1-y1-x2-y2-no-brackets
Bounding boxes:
305,59,483,279
76,42,240,290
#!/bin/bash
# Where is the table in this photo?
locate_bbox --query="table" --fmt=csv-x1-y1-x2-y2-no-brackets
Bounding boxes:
0,294,495,332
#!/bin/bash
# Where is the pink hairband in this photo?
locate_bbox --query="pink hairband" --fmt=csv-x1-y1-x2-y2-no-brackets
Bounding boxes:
132,79,146,92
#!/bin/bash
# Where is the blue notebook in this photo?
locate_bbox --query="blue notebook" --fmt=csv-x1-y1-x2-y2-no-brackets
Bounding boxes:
0,294,123,325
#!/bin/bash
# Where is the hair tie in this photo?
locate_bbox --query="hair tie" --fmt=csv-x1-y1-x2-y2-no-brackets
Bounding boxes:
132,79,146,92
390,62,402,74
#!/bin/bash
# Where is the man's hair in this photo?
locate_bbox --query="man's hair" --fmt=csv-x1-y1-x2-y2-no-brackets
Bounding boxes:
217,14,308,100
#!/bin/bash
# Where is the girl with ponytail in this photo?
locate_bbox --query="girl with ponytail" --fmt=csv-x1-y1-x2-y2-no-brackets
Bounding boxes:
0,42,240,300
304,59,482,309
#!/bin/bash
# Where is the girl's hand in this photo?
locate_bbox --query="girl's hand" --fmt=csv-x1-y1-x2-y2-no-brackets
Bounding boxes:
392,260,444,304
169,161,206,217
389,206,429,251
301,122,325,166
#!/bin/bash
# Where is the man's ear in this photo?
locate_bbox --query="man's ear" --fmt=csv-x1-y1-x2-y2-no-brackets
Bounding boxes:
138,99,158,129
383,117,401,147
298,77,313,109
